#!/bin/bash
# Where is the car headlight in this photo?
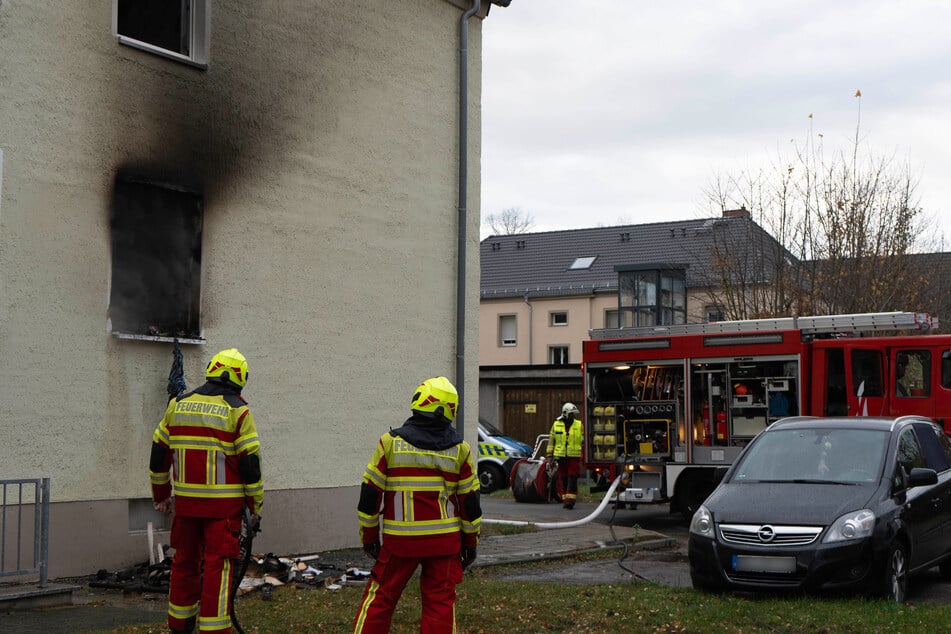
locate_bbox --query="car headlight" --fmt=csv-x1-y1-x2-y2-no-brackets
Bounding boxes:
504,448,527,458
689,504,714,538
823,509,875,543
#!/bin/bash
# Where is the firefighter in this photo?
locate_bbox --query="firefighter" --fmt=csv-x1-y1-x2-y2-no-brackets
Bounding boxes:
353,376,482,634
547,402,584,509
149,348,264,634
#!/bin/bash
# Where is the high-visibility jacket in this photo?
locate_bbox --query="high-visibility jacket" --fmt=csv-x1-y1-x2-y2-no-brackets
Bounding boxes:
358,421,481,558
150,382,264,518
548,417,583,458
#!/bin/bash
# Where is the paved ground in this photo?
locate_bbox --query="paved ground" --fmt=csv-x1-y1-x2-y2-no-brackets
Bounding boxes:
1,495,948,632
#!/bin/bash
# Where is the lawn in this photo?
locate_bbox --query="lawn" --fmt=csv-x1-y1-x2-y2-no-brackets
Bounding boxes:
91,549,950,634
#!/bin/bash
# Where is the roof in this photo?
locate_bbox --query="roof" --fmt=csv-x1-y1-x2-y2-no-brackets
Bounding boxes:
480,215,786,300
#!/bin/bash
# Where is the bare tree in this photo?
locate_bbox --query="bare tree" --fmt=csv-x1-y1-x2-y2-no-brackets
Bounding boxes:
700,95,944,320
483,207,535,235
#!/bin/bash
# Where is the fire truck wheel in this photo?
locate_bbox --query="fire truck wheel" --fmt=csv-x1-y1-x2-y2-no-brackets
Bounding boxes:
479,463,506,494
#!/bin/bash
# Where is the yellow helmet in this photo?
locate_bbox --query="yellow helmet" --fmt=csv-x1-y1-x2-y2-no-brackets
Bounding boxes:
205,348,249,389
411,376,458,423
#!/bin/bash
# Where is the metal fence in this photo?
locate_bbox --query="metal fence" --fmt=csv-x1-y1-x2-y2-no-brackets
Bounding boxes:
0,478,50,588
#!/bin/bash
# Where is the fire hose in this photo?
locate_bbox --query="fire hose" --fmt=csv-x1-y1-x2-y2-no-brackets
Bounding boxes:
482,475,622,529
482,476,649,579
230,506,261,634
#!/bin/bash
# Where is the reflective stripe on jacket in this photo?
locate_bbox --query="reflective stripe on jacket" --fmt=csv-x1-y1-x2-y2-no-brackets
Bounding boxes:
548,417,583,458
358,432,481,557
150,384,263,517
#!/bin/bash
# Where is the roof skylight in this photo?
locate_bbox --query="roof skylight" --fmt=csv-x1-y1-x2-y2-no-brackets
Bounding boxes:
569,256,596,270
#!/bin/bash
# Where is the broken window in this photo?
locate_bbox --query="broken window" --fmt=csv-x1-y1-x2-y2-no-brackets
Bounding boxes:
114,0,209,68
109,175,203,341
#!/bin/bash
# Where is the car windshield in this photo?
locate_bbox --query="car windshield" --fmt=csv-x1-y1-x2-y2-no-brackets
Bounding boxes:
733,427,889,484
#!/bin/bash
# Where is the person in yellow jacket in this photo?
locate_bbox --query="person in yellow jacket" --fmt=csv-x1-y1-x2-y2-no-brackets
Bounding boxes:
353,376,481,634
150,348,264,634
547,402,583,509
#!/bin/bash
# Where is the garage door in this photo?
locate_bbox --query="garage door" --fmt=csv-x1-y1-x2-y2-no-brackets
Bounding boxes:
501,386,582,449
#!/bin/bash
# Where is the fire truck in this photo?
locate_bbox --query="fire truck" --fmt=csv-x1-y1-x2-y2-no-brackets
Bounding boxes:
582,311,951,519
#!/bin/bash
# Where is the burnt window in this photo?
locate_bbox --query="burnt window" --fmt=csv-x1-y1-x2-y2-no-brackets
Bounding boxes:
114,0,209,67
109,176,203,341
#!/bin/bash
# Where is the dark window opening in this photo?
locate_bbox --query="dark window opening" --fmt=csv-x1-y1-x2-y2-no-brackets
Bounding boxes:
851,349,883,397
117,0,191,56
109,176,202,339
549,346,569,365
825,349,848,416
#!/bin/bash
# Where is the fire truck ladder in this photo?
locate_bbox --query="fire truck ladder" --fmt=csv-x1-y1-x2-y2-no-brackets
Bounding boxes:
589,311,938,340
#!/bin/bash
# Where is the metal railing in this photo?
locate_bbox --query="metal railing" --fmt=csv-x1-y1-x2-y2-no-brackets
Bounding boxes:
1,478,50,588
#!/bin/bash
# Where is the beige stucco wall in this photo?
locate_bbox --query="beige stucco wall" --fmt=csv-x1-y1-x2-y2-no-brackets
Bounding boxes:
0,0,483,576
479,294,621,365
478,290,729,367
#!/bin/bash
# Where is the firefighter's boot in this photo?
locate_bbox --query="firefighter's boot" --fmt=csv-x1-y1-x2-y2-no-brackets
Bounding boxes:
170,616,195,634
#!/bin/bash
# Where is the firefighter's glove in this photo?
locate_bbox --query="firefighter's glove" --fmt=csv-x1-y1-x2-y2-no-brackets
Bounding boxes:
461,547,477,570
363,541,381,561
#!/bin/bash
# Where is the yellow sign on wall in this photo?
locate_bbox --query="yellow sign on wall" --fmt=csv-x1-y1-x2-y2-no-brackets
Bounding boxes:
524,404,537,414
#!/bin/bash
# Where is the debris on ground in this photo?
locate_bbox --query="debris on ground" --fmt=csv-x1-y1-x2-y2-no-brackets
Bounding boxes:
86,550,371,598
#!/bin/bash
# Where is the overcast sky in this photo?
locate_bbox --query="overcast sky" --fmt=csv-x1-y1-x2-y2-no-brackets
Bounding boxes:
480,1,951,246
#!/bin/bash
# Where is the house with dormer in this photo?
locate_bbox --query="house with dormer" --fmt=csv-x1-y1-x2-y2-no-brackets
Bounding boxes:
478,208,787,443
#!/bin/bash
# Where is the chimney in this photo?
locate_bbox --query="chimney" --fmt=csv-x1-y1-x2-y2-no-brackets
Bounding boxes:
722,206,750,219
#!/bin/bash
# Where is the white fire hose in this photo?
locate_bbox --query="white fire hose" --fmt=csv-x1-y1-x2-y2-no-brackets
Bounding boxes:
482,475,623,529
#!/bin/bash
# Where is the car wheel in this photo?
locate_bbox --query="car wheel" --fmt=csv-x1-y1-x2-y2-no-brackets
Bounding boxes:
478,463,505,494
880,541,909,603
939,558,951,581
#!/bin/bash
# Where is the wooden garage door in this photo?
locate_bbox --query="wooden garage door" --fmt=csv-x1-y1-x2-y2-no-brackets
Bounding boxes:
501,386,582,449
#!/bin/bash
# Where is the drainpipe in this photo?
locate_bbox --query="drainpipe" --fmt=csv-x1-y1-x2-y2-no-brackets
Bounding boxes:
455,0,480,437
524,294,534,365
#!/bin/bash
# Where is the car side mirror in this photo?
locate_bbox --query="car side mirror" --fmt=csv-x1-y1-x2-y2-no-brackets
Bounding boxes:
907,467,938,488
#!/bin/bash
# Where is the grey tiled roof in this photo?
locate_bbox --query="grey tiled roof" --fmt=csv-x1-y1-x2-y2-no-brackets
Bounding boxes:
480,216,783,299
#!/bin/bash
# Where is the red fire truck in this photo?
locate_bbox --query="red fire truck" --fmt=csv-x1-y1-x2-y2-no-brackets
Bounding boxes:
582,311,951,519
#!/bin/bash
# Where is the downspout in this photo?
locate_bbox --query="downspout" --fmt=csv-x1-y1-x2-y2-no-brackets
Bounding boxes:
524,294,534,365
456,0,480,437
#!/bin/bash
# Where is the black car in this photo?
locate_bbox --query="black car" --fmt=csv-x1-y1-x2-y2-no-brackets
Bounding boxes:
688,415,951,602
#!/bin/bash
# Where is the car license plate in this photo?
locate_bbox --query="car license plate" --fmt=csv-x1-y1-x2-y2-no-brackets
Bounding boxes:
732,555,796,573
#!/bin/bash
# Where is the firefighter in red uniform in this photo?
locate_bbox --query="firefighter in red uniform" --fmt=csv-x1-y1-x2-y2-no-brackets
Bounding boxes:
353,376,482,634
150,348,264,634
548,402,583,509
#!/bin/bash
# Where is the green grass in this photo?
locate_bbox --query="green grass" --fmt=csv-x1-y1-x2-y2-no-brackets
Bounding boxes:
89,550,951,634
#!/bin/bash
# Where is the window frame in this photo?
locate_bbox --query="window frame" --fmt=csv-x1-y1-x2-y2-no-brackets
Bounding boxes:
113,0,210,69
704,304,725,323
108,175,205,344
499,314,517,347
549,345,569,365
550,311,568,327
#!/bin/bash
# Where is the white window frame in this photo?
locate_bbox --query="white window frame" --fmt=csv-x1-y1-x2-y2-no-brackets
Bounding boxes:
705,304,725,323
113,0,210,69
499,314,517,347
550,311,568,327
549,345,569,365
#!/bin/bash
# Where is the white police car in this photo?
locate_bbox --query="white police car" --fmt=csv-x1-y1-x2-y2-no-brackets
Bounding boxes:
477,420,532,494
